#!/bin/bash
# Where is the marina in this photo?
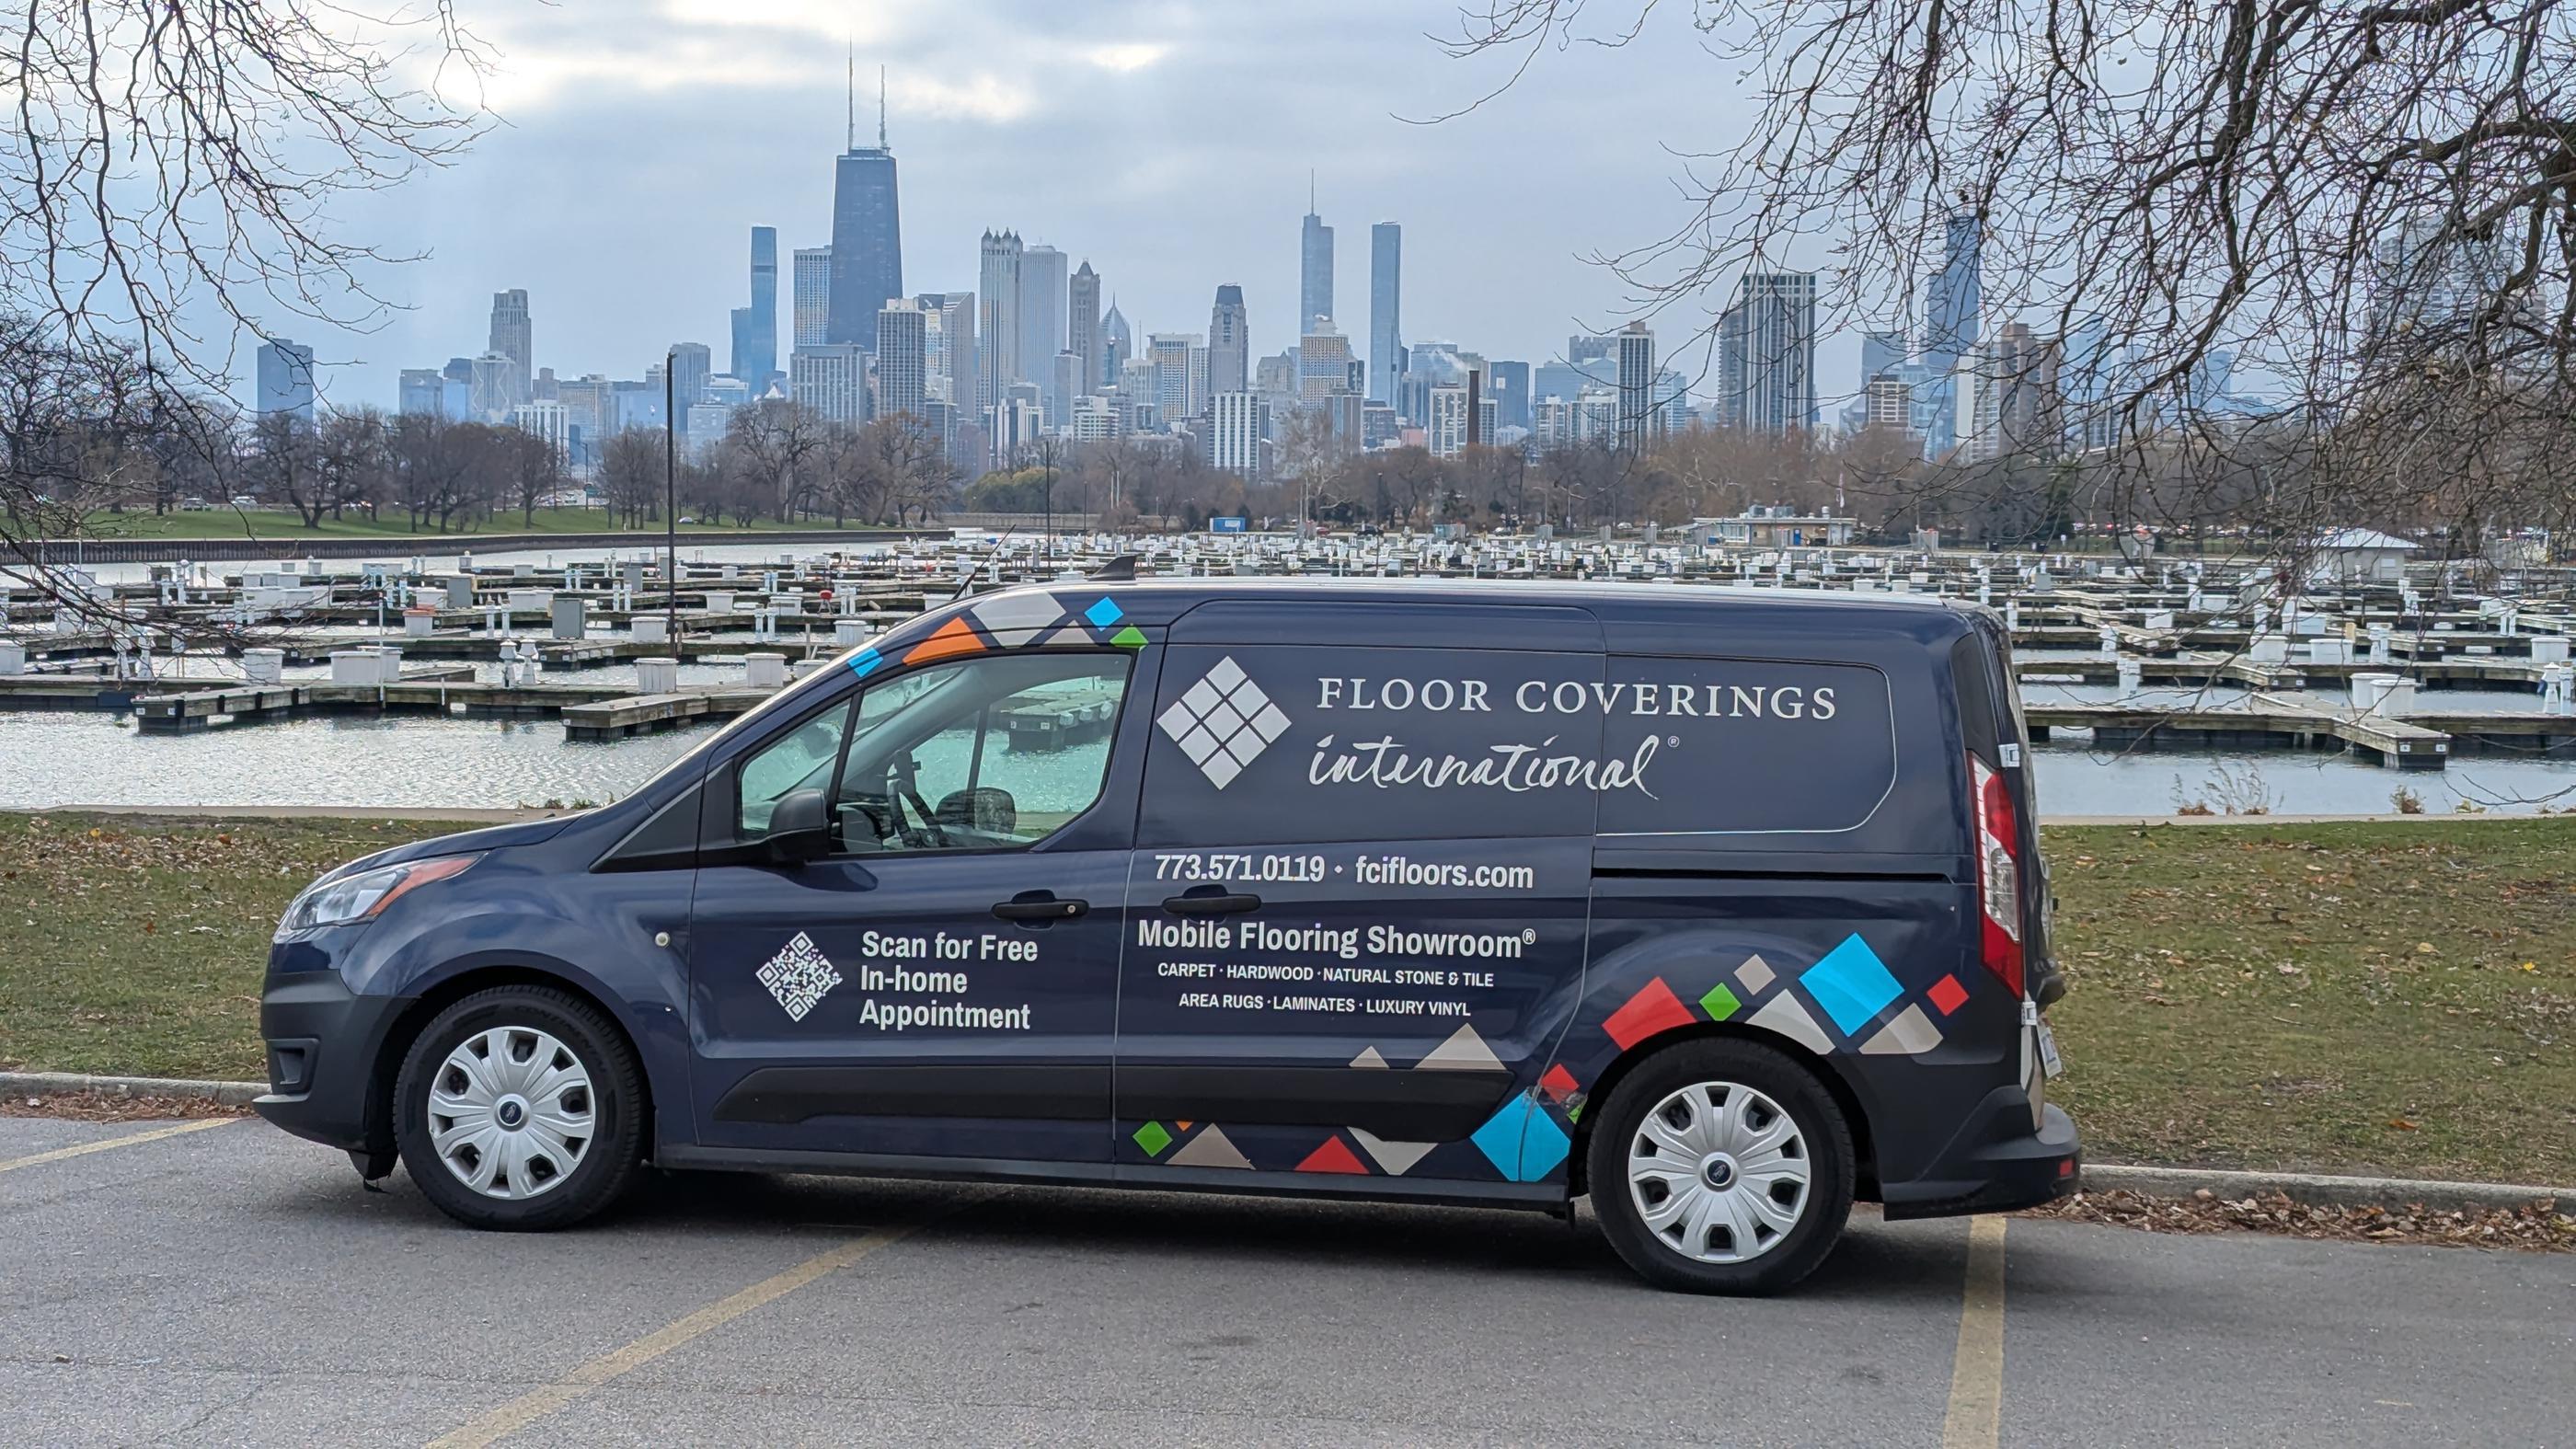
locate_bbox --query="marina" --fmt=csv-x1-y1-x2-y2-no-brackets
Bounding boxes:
5,530,2573,810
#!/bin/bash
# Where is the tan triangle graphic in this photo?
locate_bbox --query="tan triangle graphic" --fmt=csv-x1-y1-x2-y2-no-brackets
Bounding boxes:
1860,1003,1943,1055
1166,1123,1254,1169
1415,1021,1506,1072
1349,1046,1390,1069
1349,1127,1436,1176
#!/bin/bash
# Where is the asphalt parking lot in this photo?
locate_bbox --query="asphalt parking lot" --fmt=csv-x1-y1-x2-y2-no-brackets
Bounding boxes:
2,1117,2570,1447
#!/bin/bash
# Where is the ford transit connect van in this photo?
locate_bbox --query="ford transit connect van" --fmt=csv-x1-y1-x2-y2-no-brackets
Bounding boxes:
257,579,2076,1294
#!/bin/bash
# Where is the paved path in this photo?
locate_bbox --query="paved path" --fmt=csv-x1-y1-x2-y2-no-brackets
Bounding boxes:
1,1117,2568,1446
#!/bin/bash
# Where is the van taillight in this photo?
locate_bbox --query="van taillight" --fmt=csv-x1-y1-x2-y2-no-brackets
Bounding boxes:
1972,753,2026,998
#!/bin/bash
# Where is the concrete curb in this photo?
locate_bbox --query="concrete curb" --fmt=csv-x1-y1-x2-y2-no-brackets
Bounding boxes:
1,1071,265,1107
2087,1163,2567,1213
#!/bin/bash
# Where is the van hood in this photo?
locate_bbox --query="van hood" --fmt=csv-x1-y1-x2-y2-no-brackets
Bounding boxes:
340,814,582,874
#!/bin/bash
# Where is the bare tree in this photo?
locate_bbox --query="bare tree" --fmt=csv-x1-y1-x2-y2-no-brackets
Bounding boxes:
1432,1,2576,552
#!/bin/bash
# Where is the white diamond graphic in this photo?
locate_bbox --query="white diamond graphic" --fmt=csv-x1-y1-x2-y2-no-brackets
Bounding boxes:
1156,656,1286,788
755,931,842,1022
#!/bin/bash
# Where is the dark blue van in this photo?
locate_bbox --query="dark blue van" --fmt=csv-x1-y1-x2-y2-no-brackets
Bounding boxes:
256,579,2076,1294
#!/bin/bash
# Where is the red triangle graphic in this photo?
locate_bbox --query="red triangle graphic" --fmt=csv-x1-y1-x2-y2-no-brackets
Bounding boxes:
1295,1135,1369,1175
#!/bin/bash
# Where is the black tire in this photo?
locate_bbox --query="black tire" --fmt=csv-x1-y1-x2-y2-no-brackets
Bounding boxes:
1585,1039,1856,1294
392,986,647,1231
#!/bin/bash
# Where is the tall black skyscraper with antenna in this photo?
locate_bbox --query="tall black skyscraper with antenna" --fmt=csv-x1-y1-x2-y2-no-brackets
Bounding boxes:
825,58,903,351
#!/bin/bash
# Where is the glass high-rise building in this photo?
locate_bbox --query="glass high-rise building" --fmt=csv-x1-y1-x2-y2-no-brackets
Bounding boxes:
730,226,779,389
256,338,316,419
1922,210,1982,451
825,75,903,351
1099,302,1131,387
1615,322,1660,450
1017,245,1068,387
667,342,713,435
1300,190,1334,337
1368,222,1400,405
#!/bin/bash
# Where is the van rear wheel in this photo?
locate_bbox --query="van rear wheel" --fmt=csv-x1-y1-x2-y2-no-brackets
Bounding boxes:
393,986,646,1231
1587,1040,1854,1294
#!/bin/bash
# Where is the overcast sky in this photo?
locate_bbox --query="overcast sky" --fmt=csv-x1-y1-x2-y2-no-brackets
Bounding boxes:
280,0,1860,414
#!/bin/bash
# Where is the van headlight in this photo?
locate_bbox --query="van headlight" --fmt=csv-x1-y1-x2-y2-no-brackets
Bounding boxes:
274,854,482,941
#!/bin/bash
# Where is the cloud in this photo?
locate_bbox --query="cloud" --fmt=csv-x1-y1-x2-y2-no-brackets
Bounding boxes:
1081,42,1174,73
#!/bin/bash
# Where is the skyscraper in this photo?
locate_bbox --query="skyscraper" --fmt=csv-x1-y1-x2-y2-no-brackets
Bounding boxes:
791,343,869,425
667,342,713,435
1017,245,1068,387
1297,319,1352,406
918,291,976,405
1487,359,1529,431
487,291,531,406
256,339,316,419
1963,319,2061,461
1615,321,1660,449
875,301,927,419
730,226,779,388
1207,284,1249,398
1922,210,1982,451
792,247,833,350
467,352,514,422
977,230,1023,408
1099,301,1132,386
1368,222,1400,405
397,368,443,418
1716,274,1819,433
1210,391,1269,479
1148,334,1198,421
1861,329,1906,387
825,63,903,351
1067,262,1102,402
1299,182,1334,337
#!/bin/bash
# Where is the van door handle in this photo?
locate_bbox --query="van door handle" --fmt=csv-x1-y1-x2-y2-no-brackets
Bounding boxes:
1163,891,1261,916
992,892,1087,923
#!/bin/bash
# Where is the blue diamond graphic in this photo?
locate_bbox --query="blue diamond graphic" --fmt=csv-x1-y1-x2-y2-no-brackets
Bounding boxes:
1469,1091,1571,1183
845,648,882,679
1084,596,1123,628
1800,934,1903,1037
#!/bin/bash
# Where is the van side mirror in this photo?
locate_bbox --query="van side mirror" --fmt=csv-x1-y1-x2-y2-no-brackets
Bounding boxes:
765,789,832,866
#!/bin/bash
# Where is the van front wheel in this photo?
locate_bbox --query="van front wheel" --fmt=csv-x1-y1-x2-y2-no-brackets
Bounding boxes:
1586,1040,1855,1294
393,986,646,1231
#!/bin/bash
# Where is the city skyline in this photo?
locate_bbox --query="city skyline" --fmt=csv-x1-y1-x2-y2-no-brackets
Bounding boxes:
238,1,1846,419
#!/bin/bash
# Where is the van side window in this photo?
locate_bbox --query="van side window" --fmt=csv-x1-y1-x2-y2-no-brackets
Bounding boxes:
829,652,1133,855
737,700,854,836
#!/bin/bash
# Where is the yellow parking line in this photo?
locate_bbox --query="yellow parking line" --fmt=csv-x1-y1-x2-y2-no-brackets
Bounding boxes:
1941,1215,2009,1449
0,1117,236,1174
426,1190,994,1449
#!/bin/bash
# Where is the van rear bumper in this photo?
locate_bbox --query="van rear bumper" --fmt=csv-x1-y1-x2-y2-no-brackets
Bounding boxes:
1878,1092,2080,1221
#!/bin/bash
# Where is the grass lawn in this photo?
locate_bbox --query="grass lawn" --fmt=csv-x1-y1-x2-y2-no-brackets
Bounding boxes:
2,811,2569,1184
56,507,904,542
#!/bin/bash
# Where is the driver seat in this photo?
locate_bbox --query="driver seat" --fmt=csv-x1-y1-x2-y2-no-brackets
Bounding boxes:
934,787,1018,837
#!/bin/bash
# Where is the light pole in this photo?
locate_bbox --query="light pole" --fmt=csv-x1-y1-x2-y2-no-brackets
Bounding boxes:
663,351,678,645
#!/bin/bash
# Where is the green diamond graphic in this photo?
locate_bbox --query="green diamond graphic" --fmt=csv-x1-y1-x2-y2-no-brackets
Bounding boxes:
1110,625,1149,649
1699,982,1743,1020
1565,1102,1582,1122
1133,1121,1173,1156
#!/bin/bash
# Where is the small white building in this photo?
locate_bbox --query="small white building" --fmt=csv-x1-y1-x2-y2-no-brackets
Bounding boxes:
2310,527,2417,584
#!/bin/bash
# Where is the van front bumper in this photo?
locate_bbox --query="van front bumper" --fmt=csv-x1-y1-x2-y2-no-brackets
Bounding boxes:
1879,1090,2080,1221
251,970,409,1158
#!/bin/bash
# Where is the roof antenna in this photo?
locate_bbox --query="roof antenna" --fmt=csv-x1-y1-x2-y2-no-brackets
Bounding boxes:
879,64,888,149
1309,168,1316,213
845,42,855,152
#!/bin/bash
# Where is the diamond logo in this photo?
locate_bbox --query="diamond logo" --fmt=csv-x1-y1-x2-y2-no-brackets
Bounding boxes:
1155,655,1290,788
755,931,842,1021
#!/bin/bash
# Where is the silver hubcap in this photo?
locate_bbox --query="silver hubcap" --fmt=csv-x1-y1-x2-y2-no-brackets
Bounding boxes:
1627,1080,1811,1264
429,1026,594,1201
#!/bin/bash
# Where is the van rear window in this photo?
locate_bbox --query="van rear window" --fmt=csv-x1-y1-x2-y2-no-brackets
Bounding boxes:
1596,657,1896,835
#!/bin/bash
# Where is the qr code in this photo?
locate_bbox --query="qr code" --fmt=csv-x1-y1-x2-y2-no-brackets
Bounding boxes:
755,931,842,1021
